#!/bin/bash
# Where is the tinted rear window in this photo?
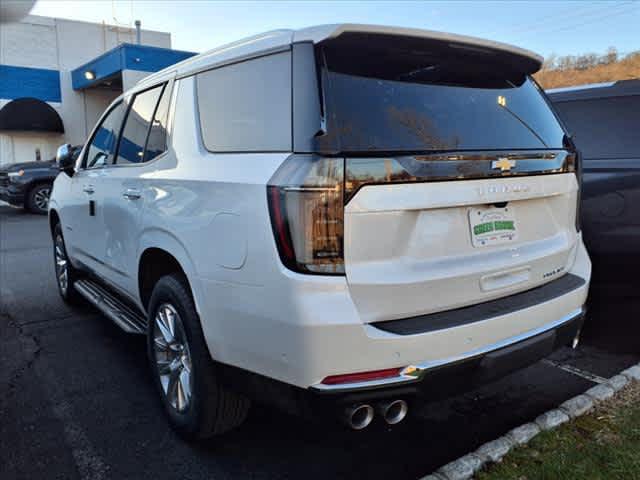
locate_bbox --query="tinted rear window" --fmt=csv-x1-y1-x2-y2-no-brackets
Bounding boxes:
317,45,565,153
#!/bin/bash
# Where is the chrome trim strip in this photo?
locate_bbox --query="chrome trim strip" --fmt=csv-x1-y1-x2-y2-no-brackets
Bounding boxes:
74,279,147,334
311,307,584,392
547,81,615,94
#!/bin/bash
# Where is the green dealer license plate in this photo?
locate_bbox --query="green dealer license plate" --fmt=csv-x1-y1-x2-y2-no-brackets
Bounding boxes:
469,206,518,247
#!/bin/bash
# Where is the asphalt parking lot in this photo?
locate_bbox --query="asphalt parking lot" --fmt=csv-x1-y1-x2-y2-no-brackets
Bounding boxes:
1,204,639,480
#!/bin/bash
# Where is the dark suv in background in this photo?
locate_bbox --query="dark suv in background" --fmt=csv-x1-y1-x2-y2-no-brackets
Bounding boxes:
548,80,640,291
0,146,81,214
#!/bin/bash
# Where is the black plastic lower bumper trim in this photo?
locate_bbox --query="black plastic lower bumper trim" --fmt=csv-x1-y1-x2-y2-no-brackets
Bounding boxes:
371,273,586,336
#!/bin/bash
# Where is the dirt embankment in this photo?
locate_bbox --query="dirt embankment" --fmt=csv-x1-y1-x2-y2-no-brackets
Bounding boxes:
535,53,640,89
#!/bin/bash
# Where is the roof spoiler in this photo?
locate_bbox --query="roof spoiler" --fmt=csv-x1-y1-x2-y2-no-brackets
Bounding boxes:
294,24,543,75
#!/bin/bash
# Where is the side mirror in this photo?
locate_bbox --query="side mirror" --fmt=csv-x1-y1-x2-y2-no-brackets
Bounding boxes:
56,144,75,175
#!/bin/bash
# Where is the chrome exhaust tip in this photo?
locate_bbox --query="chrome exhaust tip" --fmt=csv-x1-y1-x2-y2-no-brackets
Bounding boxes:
378,399,408,425
344,404,375,430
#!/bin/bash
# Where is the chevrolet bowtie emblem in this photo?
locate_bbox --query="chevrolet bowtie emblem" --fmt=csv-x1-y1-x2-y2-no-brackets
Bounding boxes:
492,158,516,172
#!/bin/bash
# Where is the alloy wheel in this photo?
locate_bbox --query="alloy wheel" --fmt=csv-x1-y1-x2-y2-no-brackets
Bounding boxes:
54,234,68,294
34,187,51,211
153,303,193,413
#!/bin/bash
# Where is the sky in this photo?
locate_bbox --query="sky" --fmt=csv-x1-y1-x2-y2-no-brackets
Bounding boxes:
30,0,640,59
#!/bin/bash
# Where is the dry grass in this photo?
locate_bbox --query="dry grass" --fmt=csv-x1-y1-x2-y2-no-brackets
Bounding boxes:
477,381,640,480
535,54,640,89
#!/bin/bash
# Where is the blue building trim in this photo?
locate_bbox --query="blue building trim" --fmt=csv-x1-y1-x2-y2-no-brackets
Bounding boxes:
0,65,62,103
72,43,196,90
71,45,124,90
122,44,196,73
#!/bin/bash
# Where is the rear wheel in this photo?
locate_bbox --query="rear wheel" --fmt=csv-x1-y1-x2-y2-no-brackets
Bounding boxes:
53,223,82,304
27,183,52,214
147,274,250,439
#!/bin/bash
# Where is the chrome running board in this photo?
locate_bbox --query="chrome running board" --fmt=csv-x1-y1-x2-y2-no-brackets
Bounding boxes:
75,279,147,334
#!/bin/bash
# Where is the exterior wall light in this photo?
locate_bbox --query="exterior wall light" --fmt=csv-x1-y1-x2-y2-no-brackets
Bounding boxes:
84,70,96,80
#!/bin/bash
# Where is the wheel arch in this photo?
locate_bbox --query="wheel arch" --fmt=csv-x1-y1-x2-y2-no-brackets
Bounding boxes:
49,208,60,236
137,230,202,315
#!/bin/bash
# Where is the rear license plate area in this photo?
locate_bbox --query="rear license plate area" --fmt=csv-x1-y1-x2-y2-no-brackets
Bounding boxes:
469,206,518,247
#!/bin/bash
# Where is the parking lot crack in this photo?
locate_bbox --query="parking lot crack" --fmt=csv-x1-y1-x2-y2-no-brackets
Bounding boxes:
2,312,42,398
1,311,110,480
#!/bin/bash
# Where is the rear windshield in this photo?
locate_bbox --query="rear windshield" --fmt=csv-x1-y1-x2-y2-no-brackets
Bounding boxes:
316,42,565,153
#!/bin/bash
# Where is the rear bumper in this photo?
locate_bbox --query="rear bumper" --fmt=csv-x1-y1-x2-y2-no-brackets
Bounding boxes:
307,238,590,395
310,306,584,399
202,236,590,395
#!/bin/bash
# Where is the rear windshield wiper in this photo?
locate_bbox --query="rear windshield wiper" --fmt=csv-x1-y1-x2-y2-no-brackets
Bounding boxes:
498,102,548,148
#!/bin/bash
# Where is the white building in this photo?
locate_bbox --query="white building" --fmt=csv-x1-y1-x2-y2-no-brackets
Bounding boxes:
0,15,195,165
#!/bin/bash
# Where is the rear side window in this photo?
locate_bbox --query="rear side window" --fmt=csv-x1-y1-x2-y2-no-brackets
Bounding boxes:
84,102,126,168
552,96,640,160
196,51,292,152
115,84,166,165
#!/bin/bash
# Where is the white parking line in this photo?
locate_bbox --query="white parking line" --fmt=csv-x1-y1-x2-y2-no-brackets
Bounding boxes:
542,359,607,384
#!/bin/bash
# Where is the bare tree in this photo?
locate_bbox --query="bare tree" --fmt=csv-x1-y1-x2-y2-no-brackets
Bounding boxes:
557,55,576,70
604,46,618,64
542,53,557,71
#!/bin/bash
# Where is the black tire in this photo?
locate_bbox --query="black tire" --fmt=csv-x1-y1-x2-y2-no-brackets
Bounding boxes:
27,183,52,215
53,223,83,304
147,274,250,439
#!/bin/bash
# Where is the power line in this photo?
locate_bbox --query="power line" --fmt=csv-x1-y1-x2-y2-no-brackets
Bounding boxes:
481,1,623,37
484,1,634,39
539,1,635,32
514,3,638,39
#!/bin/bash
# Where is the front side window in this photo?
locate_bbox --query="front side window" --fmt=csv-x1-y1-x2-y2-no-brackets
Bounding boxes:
84,102,126,169
115,84,165,165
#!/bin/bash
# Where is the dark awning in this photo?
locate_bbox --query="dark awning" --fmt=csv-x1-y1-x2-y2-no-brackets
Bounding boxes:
0,97,64,133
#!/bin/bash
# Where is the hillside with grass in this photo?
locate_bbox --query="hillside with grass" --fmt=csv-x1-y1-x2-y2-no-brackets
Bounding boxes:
534,48,640,89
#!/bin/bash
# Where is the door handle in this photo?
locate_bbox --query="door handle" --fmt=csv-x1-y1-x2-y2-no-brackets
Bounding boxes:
122,189,141,200
83,185,95,195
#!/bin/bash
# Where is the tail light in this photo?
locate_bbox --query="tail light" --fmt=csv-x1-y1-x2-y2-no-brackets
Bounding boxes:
267,155,345,275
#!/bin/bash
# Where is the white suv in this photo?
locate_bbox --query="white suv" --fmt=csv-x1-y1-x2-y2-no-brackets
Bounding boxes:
49,24,591,438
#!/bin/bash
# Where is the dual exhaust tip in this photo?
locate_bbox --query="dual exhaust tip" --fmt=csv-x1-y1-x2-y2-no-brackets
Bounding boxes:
345,399,408,430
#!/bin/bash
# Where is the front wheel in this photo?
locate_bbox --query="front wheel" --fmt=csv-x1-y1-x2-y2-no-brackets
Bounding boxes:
28,183,52,214
53,223,82,304
147,274,250,439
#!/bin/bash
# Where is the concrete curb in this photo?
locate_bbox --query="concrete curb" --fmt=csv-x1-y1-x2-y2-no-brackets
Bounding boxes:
421,362,640,480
